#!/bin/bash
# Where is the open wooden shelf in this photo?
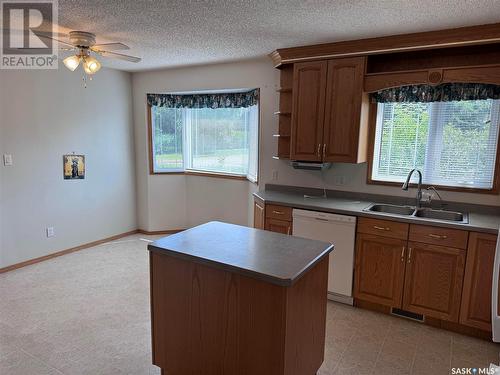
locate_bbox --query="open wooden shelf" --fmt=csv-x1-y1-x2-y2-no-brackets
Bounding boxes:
274,65,293,161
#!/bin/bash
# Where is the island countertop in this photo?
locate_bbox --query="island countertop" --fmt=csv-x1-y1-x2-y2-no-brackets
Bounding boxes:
147,221,334,286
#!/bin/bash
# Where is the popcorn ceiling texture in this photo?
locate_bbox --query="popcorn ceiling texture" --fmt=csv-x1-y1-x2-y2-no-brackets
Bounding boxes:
57,0,500,72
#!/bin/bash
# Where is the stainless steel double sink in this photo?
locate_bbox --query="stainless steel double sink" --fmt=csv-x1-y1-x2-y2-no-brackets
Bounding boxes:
364,203,469,223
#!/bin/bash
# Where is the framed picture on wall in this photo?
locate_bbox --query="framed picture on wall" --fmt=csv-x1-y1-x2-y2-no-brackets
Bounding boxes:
63,155,85,180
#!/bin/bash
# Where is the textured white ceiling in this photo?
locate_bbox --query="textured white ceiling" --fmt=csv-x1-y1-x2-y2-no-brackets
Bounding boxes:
57,0,500,72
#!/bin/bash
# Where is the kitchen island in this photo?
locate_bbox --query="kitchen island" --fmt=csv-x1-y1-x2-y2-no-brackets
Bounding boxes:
148,221,334,375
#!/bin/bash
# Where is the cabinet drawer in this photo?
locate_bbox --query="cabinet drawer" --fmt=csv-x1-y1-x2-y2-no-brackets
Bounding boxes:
409,224,468,249
265,218,292,235
266,204,292,221
357,217,409,240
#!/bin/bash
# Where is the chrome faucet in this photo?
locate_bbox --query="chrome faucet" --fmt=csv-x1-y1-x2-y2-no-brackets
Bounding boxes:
402,169,423,208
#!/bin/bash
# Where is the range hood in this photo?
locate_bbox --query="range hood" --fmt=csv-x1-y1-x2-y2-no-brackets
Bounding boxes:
290,161,332,171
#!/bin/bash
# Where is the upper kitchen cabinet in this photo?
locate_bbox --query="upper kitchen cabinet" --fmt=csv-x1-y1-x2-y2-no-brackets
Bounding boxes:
323,58,369,163
290,61,327,161
289,57,369,163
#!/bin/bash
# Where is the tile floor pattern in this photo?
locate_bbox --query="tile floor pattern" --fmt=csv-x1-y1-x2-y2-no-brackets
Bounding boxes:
0,234,499,375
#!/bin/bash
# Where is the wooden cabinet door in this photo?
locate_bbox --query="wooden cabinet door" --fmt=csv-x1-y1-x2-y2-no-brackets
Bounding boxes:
253,201,265,230
460,232,498,331
403,242,466,322
354,233,406,307
290,61,327,161
323,57,366,163
265,218,292,235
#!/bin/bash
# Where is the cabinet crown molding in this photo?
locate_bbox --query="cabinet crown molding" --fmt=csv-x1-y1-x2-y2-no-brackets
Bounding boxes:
269,22,500,68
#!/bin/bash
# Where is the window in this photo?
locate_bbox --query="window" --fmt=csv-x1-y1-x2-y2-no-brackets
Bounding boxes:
371,99,500,190
149,90,259,182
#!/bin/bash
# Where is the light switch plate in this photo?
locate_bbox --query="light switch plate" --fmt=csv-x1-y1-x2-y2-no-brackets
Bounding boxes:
46,227,55,238
3,154,12,166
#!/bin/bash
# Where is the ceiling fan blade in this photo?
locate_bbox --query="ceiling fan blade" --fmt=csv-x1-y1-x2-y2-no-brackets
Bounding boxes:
98,50,141,63
91,42,129,51
34,32,74,48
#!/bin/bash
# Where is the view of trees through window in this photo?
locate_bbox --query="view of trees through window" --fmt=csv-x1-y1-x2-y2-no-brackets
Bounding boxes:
372,99,500,189
151,105,258,176
152,106,183,170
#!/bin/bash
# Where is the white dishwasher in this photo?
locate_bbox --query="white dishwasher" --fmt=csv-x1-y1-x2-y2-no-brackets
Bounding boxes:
292,209,356,305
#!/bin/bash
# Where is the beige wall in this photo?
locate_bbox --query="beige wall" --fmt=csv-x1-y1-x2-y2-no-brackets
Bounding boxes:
269,161,500,206
131,58,274,231
0,67,137,268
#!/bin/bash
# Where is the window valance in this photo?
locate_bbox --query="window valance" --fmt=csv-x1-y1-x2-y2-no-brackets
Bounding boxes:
147,89,259,109
371,83,500,103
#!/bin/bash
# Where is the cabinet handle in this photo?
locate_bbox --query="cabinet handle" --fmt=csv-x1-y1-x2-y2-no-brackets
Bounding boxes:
407,248,413,263
428,233,448,240
272,210,284,215
323,144,327,158
401,246,405,262
317,144,321,157
373,225,390,231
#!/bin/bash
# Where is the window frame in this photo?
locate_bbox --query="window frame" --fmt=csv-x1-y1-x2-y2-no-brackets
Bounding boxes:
366,102,500,194
147,102,260,183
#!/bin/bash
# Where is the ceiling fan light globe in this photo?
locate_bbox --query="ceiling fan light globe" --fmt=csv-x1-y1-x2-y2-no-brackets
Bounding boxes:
83,56,101,75
63,55,80,71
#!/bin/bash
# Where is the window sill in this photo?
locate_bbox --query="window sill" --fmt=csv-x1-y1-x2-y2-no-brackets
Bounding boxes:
185,170,248,181
367,178,498,195
151,169,252,182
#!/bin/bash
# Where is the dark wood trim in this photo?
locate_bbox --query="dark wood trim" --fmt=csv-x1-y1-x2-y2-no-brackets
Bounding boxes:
364,64,500,92
150,171,185,175
185,170,247,181
366,103,500,194
270,23,500,67
0,230,139,274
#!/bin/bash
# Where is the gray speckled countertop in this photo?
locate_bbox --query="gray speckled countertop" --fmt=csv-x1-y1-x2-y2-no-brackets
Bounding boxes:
254,189,500,234
148,221,333,286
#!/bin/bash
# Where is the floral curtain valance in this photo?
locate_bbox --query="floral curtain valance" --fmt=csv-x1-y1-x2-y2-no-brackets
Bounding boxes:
371,83,500,103
147,89,259,109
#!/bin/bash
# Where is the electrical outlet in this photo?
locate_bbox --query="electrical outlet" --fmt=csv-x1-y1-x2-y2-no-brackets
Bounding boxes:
272,170,279,180
3,154,12,166
334,175,346,186
46,227,55,238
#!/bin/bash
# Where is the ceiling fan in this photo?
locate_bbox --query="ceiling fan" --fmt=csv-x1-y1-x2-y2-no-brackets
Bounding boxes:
46,31,141,75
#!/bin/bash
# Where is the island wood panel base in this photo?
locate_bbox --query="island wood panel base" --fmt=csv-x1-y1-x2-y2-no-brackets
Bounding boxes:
150,252,328,375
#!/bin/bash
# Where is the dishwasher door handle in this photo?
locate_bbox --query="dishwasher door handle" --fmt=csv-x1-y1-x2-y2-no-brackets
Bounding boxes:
314,217,330,222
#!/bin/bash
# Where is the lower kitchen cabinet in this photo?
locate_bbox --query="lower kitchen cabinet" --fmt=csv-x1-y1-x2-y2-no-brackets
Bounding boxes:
402,242,466,322
256,197,500,335
253,201,265,230
265,218,292,235
460,232,498,331
353,233,406,307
